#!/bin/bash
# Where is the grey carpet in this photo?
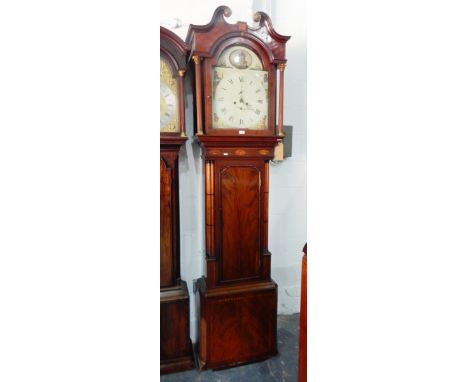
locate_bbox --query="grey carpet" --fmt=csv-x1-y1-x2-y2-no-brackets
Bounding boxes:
161,313,300,382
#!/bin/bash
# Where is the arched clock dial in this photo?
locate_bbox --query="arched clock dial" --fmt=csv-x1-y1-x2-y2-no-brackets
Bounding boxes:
160,58,179,132
212,46,268,130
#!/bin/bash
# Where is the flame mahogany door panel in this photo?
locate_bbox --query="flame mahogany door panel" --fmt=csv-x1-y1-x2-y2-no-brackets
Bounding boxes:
219,163,262,282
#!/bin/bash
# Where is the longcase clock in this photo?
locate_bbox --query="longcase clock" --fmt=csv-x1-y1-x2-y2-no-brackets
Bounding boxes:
186,7,290,369
160,26,194,374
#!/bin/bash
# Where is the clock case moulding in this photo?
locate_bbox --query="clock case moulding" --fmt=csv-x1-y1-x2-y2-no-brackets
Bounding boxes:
186,6,290,370
160,26,194,375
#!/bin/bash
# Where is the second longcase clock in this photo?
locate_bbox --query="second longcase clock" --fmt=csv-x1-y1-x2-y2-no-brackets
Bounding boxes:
187,6,290,369
160,26,194,374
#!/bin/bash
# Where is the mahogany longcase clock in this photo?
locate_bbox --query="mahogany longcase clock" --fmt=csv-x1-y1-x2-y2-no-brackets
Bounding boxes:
186,7,290,369
160,26,194,374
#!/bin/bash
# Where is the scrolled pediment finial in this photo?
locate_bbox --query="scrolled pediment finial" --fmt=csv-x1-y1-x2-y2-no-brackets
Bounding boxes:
253,10,268,24
222,6,232,18
212,5,232,22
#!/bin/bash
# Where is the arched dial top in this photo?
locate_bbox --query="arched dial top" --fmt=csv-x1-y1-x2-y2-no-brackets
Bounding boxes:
212,46,268,130
160,58,179,132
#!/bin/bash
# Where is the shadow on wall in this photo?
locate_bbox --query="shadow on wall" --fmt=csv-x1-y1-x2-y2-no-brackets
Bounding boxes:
274,264,301,314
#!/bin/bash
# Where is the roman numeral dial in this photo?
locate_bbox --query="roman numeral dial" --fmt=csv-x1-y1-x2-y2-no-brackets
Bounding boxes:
212,67,268,130
160,58,179,132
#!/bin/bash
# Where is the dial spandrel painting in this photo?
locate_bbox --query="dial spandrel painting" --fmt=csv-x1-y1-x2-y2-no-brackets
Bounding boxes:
212,46,268,130
160,58,179,132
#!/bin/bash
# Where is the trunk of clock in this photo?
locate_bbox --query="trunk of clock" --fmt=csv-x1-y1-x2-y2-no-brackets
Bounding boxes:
196,136,279,369
160,140,194,374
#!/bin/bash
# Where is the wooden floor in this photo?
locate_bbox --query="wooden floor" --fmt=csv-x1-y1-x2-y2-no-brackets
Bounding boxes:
161,314,299,382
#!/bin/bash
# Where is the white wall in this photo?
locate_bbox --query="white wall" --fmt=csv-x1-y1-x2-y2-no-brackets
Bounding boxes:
161,0,307,340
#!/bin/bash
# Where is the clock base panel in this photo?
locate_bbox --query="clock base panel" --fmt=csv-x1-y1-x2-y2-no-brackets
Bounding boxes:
196,277,278,370
160,281,195,374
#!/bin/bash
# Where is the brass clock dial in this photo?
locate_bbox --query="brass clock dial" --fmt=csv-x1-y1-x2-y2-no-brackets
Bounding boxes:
212,46,268,130
160,58,179,132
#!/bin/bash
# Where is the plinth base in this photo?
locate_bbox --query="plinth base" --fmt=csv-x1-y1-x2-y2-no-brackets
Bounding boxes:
196,278,278,370
160,281,194,374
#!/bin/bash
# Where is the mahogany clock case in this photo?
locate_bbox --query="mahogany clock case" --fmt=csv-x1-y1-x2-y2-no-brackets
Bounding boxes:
186,6,290,370
160,26,194,374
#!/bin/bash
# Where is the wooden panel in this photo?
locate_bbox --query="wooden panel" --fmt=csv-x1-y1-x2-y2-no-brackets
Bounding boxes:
205,147,274,159
160,282,194,373
160,158,173,288
196,278,278,369
160,297,190,359
210,292,275,364
220,165,261,282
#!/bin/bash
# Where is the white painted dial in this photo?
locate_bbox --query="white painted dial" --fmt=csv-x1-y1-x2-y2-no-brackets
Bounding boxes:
212,67,268,130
